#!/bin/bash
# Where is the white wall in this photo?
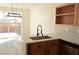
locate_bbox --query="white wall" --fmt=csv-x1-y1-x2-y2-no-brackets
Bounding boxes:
30,4,56,36
0,3,66,37
0,3,62,36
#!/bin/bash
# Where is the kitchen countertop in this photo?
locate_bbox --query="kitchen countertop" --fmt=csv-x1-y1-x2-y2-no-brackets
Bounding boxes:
23,33,79,45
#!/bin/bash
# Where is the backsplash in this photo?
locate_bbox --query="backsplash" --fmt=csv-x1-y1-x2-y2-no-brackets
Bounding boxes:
75,27,79,34
55,24,79,35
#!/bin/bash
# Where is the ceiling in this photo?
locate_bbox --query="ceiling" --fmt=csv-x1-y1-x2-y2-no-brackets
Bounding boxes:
0,3,65,9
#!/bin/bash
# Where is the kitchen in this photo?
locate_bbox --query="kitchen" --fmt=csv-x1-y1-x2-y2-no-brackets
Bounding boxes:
25,3,79,55
0,3,79,55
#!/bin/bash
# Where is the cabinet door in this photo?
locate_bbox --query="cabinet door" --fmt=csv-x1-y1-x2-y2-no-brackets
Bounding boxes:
47,40,59,55
72,48,78,55
59,44,78,55
60,44,73,55
27,42,47,55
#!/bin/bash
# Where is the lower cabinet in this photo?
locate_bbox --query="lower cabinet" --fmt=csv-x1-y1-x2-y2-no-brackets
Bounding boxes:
47,40,59,55
59,44,78,55
27,42,47,55
59,40,79,55
27,40,59,55
27,39,79,55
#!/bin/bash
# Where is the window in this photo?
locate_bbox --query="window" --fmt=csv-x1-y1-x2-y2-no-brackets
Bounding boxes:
0,11,22,35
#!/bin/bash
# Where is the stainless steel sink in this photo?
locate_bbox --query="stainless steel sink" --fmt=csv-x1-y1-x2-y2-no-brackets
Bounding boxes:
30,36,51,40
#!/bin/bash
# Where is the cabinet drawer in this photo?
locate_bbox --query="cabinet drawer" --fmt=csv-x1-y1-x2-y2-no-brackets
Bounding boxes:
29,42,46,50
47,40,59,47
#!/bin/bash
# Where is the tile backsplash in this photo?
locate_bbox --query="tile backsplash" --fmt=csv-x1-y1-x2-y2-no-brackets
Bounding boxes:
55,24,79,34
75,27,79,34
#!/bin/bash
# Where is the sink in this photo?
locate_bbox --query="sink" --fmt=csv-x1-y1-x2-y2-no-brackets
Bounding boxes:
30,36,51,40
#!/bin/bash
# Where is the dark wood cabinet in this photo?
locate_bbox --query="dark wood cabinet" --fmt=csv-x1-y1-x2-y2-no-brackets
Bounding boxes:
27,39,79,55
27,40,59,55
47,40,59,55
59,44,78,55
59,40,79,55
27,42,47,55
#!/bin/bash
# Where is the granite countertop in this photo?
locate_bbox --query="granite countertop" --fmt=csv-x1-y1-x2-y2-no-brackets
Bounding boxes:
23,33,79,45
55,33,79,45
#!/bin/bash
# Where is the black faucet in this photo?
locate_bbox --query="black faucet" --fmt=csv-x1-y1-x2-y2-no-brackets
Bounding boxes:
37,25,43,37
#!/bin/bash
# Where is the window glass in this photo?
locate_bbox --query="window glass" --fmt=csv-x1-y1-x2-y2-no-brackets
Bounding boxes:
0,11,22,35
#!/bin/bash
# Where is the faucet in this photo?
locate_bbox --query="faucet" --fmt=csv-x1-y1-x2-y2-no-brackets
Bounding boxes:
37,25,43,37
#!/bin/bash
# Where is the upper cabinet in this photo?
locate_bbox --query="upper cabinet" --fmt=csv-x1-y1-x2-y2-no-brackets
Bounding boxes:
56,3,79,25
76,4,79,25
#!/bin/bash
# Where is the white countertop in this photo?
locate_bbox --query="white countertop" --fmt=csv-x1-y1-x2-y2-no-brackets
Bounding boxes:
23,33,79,45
